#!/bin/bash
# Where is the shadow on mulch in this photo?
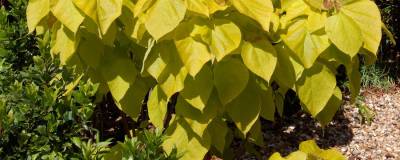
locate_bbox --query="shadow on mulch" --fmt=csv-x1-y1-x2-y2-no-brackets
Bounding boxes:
228,90,354,159
91,93,150,143
260,109,353,158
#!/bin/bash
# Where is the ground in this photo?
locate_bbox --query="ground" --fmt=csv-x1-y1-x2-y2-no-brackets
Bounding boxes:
233,85,400,160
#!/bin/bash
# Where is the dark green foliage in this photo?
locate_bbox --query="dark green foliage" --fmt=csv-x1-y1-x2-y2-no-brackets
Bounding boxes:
375,0,399,81
0,50,99,159
71,134,112,160
0,0,38,69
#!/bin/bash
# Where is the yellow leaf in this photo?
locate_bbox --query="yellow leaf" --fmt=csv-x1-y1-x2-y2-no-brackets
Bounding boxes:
73,0,123,34
163,117,211,160
51,0,84,33
185,0,209,17
180,65,214,112
210,19,242,61
27,0,50,33
51,24,79,65
296,63,336,116
283,20,330,68
100,48,143,119
341,0,382,54
97,0,123,34
241,40,277,82
145,0,186,40
325,12,362,57
231,0,274,31
133,0,155,17
206,0,228,14
316,87,342,126
148,85,168,129
175,34,211,76
307,10,327,33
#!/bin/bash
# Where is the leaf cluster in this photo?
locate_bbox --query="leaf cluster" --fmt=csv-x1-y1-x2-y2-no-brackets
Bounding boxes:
26,0,383,159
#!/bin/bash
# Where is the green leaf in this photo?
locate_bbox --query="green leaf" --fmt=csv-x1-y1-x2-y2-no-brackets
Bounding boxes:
274,87,288,117
340,0,382,54
145,0,187,40
259,84,275,121
51,0,84,33
231,0,274,31
226,79,261,135
207,118,228,153
27,0,50,33
104,143,123,160
296,63,336,116
180,65,214,112
241,40,277,83
147,85,168,129
78,33,104,68
210,19,242,61
325,12,362,57
316,87,342,126
273,44,304,89
348,57,361,103
213,58,249,105
248,119,263,146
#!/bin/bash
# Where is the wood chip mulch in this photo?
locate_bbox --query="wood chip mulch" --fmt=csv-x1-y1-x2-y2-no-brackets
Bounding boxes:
234,85,400,160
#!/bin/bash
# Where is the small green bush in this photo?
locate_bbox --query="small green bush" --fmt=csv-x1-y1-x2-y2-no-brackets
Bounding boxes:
0,42,99,159
0,0,38,69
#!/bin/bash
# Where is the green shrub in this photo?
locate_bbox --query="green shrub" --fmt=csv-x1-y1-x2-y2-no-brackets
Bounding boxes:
0,0,38,69
0,47,99,159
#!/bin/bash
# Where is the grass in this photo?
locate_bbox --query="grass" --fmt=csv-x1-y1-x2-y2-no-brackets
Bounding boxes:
360,64,395,91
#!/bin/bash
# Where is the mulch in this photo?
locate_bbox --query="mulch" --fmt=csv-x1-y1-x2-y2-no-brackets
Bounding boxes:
233,85,400,160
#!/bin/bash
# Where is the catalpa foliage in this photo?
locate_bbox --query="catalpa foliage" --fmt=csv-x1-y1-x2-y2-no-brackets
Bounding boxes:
27,0,382,159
